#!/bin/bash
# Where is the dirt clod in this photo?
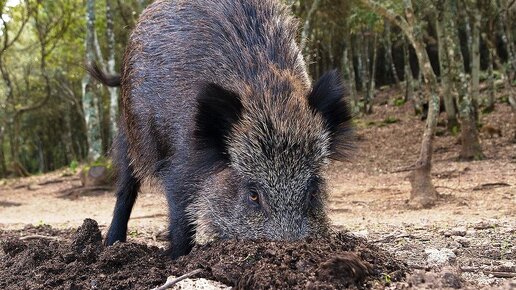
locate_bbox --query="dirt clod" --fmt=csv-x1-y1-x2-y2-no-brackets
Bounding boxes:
0,219,406,289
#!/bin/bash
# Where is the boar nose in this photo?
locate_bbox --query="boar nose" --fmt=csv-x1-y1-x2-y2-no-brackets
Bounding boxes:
267,217,309,241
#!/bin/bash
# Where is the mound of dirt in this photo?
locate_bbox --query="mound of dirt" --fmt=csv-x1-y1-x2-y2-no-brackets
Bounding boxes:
0,219,406,289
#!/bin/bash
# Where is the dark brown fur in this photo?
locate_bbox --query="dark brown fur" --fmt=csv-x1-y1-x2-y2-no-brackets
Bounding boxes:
96,0,353,258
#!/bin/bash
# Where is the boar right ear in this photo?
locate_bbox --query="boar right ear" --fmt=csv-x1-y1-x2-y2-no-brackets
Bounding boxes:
194,83,243,164
308,70,354,161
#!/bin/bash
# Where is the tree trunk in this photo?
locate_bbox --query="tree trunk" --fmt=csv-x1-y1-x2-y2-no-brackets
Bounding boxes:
384,22,401,88
361,31,372,113
469,8,481,119
442,0,483,160
359,0,440,208
82,0,102,160
403,37,414,102
106,0,118,144
409,37,440,208
460,3,472,71
436,6,458,130
485,46,495,112
342,36,358,111
482,31,515,108
299,0,321,60
355,36,364,94
0,125,6,177
497,0,515,81
366,32,378,114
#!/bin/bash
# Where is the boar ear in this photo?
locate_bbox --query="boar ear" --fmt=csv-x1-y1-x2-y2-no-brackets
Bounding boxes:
194,83,243,164
307,70,354,160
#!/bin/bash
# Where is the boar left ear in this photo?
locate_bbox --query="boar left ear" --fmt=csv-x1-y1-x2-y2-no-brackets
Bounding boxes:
194,83,243,165
308,70,354,160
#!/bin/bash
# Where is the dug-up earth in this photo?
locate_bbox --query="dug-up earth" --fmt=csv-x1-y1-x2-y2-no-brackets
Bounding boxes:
1,89,515,289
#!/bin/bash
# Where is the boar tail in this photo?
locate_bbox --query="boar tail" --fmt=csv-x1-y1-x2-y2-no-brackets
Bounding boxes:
86,62,121,87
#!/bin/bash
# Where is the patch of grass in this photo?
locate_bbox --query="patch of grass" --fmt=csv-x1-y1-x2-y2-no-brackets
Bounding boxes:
383,116,399,125
450,125,459,136
382,273,392,284
393,98,406,107
36,220,48,227
69,160,79,173
128,230,139,238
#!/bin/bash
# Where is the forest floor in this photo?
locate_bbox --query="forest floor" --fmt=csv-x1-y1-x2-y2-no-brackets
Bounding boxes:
0,88,515,289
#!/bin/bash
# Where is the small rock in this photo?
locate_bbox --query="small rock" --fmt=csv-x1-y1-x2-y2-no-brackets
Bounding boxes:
453,236,470,247
484,248,502,260
450,227,467,237
425,248,457,266
352,230,369,239
441,271,462,289
466,229,476,236
474,221,496,230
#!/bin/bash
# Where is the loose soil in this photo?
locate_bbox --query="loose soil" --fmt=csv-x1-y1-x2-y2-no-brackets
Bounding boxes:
1,87,515,289
1,219,405,289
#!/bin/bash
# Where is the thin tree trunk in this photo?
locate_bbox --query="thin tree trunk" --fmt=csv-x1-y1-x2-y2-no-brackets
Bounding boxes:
469,8,481,118
0,125,5,176
360,0,440,208
384,21,401,88
445,0,484,160
82,0,102,160
460,2,472,71
485,45,495,112
342,36,358,111
498,0,515,81
366,32,378,114
355,35,364,94
436,5,458,130
403,37,414,102
106,0,118,144
299,0,321,60
361,31,371,113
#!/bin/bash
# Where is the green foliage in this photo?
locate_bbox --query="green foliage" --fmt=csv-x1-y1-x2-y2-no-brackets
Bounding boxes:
69,160,79,173
383,116,399,124
0,0,511,178
382,273,392,284
128,229,139,238
393,98,406,107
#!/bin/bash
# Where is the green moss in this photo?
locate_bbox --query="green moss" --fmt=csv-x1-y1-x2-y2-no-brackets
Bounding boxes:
393,98,406,107
383,116,399,124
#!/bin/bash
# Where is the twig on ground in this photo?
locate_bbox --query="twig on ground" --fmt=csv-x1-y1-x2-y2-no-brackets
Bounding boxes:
390,165,416,173
372,233,413,243
151,269,203,290
12,184,28,190
460,267,516,278
37,179,65,186
472,182,510,191
484,271,516,278
19,235,61,241
58,186,113,197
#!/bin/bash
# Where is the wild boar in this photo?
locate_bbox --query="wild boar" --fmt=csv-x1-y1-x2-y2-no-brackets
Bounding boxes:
90,0,353,258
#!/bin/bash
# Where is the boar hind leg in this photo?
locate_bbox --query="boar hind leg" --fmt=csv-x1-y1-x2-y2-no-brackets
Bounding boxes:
105,133,140,246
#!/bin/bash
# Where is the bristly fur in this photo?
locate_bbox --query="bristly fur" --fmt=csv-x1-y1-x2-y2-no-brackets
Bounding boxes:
105,0,354,258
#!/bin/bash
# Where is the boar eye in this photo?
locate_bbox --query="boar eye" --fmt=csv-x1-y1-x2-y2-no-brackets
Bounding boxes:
249,191,260,205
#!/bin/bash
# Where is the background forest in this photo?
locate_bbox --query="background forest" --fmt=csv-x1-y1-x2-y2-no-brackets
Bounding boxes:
0,0,514,186
1,1,514,287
